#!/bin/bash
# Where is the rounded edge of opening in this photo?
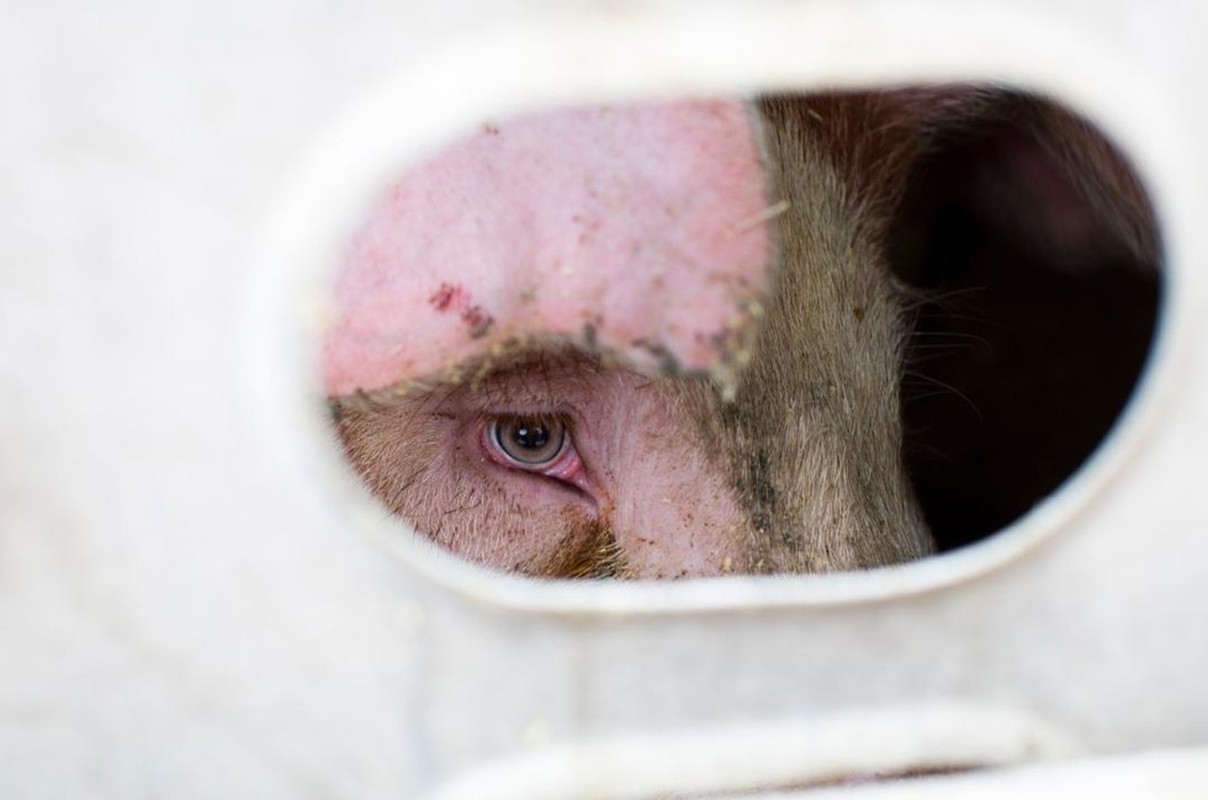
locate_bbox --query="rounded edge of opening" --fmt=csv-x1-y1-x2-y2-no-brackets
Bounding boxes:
423,702,1080,800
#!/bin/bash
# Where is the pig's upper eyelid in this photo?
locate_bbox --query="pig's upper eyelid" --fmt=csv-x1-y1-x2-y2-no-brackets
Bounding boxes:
461,394,588,422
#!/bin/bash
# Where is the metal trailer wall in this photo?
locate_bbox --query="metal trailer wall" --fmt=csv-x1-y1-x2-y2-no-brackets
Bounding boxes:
2,1,1207,797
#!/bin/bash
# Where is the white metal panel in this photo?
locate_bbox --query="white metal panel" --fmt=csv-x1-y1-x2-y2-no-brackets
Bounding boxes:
2,1,1206,798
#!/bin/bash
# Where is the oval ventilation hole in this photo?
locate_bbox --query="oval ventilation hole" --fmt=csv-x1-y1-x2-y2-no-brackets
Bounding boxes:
319,86,1162,580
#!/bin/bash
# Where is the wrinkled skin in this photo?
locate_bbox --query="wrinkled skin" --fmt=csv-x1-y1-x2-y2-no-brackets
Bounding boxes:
325,90,1158,579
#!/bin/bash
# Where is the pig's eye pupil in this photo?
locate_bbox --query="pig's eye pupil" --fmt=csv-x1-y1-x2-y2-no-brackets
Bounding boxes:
492,416,565,465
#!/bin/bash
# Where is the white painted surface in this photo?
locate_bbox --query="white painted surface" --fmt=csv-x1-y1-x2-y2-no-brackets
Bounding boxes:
2,1,1206,797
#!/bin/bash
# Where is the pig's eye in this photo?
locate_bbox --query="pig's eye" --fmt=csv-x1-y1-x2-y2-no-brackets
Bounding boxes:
481,414,590,490
486,414,569,467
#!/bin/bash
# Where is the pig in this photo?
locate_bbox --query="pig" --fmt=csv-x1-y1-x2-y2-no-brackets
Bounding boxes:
324,88,1160,579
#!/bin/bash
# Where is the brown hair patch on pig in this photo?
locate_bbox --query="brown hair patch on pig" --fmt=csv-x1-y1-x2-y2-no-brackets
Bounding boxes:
524,511,624,579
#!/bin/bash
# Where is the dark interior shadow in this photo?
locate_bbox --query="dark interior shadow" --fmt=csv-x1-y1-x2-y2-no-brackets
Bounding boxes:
886,93,1162,551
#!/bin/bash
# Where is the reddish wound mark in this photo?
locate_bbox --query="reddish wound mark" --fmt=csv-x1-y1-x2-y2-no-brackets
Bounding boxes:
429,282,463,312
461,306,494,338
429,281,494,338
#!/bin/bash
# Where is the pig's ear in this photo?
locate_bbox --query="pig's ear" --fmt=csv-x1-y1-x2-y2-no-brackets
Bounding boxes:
973,98,1159,272
886,89,1162,553
320,101,775,399
890,91,1160,283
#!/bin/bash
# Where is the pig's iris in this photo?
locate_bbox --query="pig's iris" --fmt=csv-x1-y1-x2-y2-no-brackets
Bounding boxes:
490,415,567,466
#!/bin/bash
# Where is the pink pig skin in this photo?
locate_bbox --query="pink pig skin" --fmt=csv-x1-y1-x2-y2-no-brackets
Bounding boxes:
322,100,774,396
